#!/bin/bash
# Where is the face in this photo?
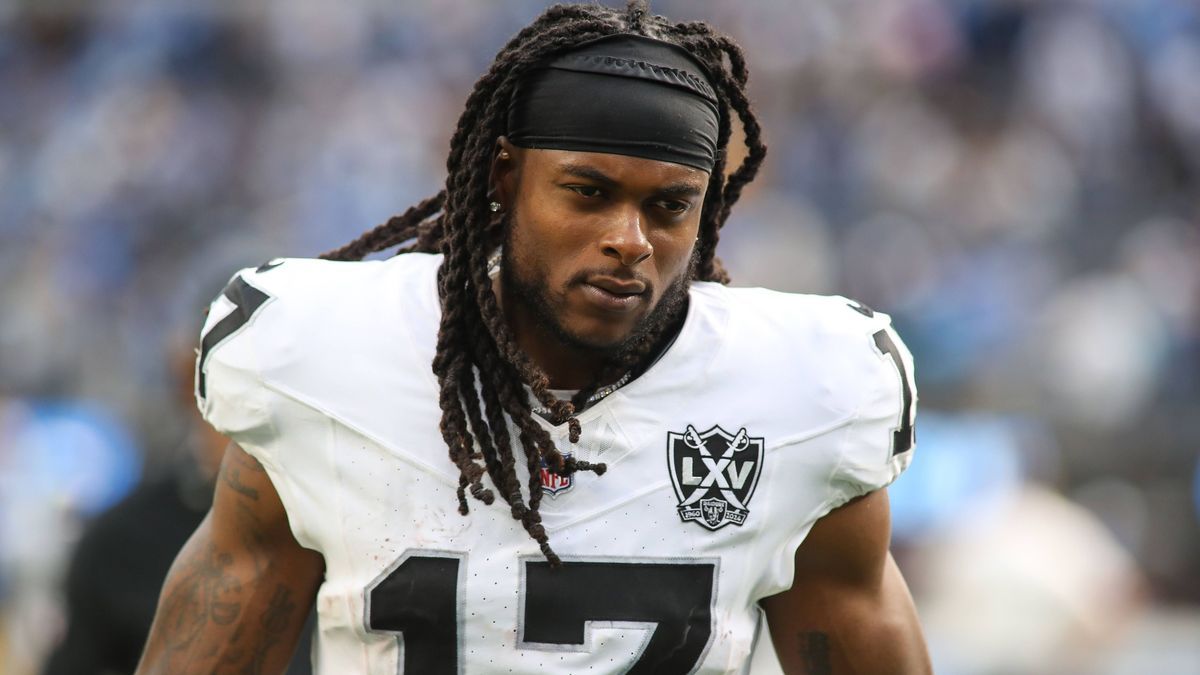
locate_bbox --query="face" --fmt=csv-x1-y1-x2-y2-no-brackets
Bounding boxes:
494,143,709,357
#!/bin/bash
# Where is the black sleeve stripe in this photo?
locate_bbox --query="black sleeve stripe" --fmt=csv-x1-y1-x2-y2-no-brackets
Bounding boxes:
197,275,272,399
872,328,915,456
846,299,875,318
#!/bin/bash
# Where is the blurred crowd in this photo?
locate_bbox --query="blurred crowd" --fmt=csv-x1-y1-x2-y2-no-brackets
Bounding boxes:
1,1,1197,674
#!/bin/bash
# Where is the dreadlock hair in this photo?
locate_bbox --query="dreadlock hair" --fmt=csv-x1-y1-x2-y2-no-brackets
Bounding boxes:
320,1,767,565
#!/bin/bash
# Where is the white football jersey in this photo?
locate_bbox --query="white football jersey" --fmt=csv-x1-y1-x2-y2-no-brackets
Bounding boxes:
196,253,916,675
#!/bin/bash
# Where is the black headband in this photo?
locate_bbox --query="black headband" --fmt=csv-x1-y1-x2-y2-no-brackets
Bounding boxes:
506,34,720,172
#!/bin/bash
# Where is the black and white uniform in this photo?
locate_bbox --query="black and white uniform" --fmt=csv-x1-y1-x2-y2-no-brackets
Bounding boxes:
197,253,916,675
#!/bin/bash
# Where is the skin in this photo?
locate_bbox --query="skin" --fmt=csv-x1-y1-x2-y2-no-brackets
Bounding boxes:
135,444,323,675
490,137,707,389
138,143,931,674
761,489,932,674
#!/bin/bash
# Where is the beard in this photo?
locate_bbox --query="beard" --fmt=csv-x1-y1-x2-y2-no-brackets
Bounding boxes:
499,228,696,364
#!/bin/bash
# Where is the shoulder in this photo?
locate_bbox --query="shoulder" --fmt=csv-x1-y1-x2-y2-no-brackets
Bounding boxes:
692,284,913,424
195,253,442,435
696,283,894,343
690,284,917,503
199,252,441,362
211,253,440,327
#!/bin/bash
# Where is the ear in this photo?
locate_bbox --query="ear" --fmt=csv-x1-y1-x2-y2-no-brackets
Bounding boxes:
489,136,521,210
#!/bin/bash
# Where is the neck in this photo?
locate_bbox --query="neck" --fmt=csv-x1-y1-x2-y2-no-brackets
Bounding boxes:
490,259,695,393
495,285,612,391
492,276,689,393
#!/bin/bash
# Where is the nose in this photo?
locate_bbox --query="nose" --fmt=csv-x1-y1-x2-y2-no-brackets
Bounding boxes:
601,207,653,267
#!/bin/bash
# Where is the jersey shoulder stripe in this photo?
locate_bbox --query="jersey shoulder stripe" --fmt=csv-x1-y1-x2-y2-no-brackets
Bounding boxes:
195,253,442,442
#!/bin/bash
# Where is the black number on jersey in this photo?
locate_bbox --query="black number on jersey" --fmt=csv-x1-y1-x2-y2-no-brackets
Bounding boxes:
847,299,874,318
365,554,717,674
366,552,463,674
872,328,915,455
521,559,716,674
196,271,276,399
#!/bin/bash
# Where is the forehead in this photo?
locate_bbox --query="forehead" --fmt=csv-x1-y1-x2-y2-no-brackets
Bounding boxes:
520,148,709,190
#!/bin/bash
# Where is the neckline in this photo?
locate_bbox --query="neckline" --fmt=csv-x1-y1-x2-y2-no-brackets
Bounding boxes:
531,369,633,421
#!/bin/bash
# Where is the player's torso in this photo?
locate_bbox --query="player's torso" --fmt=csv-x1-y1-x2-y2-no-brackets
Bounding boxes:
307,402,774,675
279,333,811,674
236,254,882,674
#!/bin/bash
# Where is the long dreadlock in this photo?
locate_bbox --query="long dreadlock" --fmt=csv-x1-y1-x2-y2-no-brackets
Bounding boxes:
320,1,767,565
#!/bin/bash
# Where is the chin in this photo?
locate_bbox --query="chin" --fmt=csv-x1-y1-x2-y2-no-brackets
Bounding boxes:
562,319,636,353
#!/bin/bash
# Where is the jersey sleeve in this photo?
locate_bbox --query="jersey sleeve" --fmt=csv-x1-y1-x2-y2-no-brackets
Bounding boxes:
194,265,279,449
826,304,917,509
193,259,347,554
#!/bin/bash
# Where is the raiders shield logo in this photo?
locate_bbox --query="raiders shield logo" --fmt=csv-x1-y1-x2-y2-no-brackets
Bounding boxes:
667,425,764,530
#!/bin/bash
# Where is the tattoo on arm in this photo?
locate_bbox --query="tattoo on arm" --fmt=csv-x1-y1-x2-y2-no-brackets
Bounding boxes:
158,544,245,656
150,449,304,673
221,449,264,501
253,584,298,673
798,631,832,675
218,584,298,675
234,501,269,578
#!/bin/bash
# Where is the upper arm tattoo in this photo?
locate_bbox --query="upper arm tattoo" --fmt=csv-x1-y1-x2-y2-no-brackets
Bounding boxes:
147,449,304,673
797,631,832,675
158,543,245,656
220,446,265,501
215,584,298,675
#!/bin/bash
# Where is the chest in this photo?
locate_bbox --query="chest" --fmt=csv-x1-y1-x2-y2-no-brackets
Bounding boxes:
285,361,844,674
308,414,785,674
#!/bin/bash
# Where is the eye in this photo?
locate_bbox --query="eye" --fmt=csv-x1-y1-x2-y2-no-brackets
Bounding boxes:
566,185,603,199
657,199,692,215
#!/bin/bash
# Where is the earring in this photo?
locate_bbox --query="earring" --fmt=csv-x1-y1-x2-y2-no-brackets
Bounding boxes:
489,201,502,212
499,150,510,160
487,248,502,277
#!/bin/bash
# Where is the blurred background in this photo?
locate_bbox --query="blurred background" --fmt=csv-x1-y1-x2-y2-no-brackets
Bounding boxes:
1,1,1198,673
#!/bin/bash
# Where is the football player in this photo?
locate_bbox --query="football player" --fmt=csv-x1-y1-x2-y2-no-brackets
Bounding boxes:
137,3,931,673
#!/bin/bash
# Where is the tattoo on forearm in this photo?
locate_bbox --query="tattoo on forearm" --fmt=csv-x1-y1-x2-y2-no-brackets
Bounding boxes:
798,631,832,675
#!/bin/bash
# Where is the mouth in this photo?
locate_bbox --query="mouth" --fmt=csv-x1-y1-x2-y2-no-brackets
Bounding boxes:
587,276,647,296
580,276,648,313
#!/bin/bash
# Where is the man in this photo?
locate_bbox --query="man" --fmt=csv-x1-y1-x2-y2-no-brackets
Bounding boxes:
138,3,931,673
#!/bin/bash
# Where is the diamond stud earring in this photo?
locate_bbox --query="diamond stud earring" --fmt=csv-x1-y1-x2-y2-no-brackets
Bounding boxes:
489,201,502,212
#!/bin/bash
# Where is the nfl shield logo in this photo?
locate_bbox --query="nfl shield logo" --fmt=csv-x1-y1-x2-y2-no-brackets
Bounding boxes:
539,453,574,498
667,425,764,531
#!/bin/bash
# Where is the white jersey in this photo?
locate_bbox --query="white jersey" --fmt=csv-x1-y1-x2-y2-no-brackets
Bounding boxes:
196,253,916,675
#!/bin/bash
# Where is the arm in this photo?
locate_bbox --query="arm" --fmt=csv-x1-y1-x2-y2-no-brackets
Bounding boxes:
760,488,931,675
136,444,324,675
